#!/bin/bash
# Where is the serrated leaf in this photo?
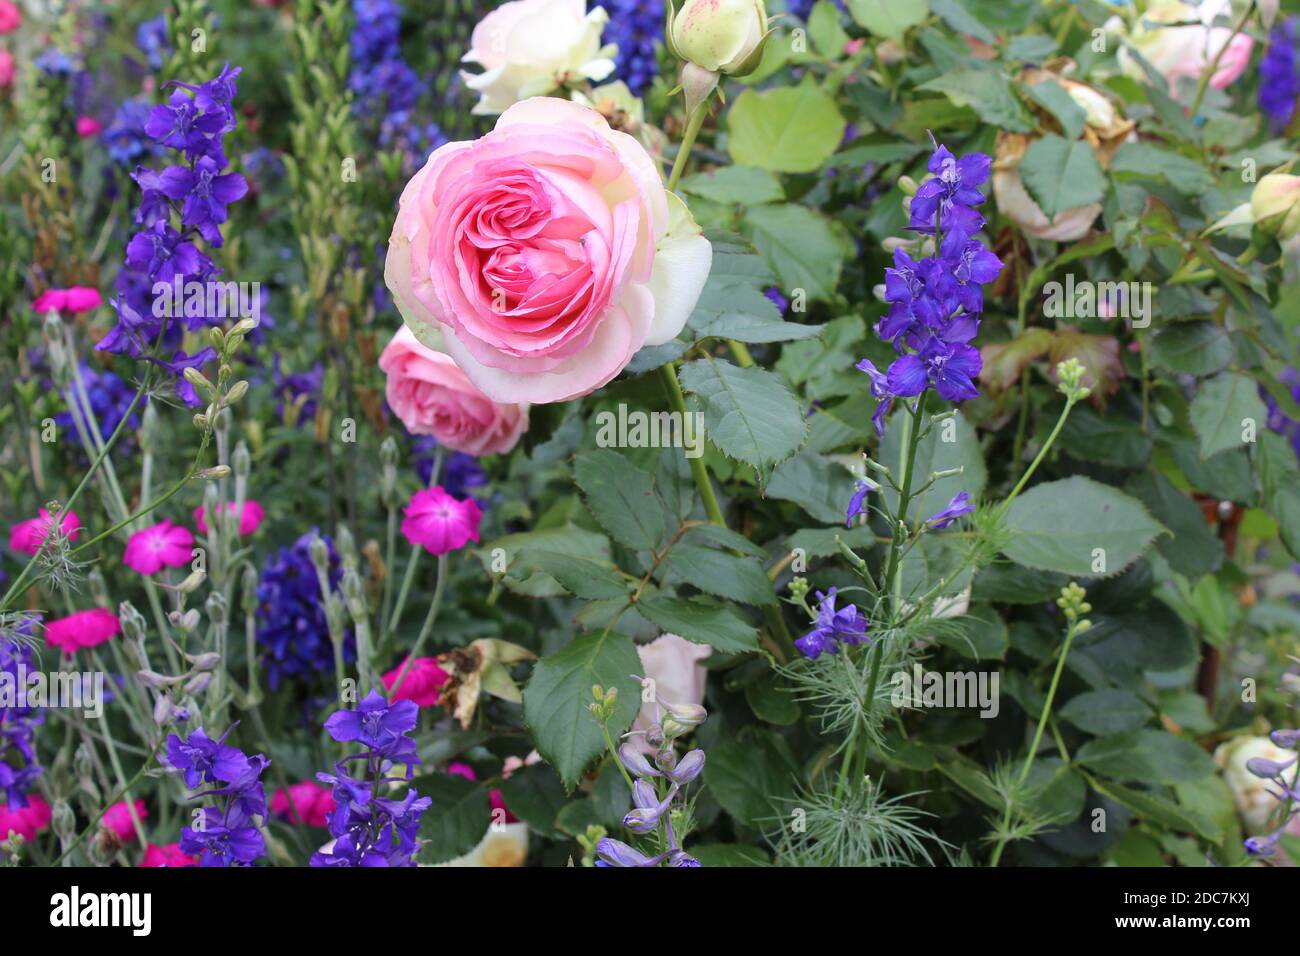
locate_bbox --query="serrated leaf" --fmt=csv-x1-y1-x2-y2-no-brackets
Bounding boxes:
1110,142,1214,195
1092,780,1222,844
766,451,859,525
1058,689,1152,735
727,79,845,174
1189,371,1269,460
414,774,491,864
1024,81,1086,139
1000,476,1165,578
847,0,929,42
662,545,776,605
523,632,642,788
918,66,1035,133
741,203,843,302
679,357,807,474
636,595,760,653
1148,321,1233,377
516,551,629,600
1077,730,1216,785
574,450,667,552
496,763,567,838
680,166,784,205
1019,134,1106,219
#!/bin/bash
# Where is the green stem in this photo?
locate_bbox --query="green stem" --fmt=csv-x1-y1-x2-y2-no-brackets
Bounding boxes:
386,552,449,702
996,396,1078,523
666,101,708,194
51,734,167,866
989,619,1081,867
1189,1,1255,117
659,363,725,527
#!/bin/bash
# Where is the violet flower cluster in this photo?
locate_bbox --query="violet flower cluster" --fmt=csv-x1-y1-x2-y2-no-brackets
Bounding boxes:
795,586,870,660
97,63,249,406
856,145,1003,435
596,688,706,867
311,690,432,866
169,724,270,866
0,637,44,809
1242,728,1299,858
1259,17,1299,131
595,0,663,95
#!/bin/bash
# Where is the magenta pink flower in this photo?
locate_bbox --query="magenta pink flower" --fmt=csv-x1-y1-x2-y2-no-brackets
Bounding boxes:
102,799,148,842
0,1,20,34
446,762,517,824
9,508,81,555
44,608,121,654
270,781,336,827
123,520,194,575
401,487,482,555
0,795,51,841
138,842,198,867
0,50,13,88
31,287,103,314
193,500,265,536
382,656,450,707
76,115,103,138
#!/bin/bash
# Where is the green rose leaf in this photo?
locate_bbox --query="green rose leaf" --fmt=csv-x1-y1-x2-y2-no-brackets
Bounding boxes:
727,78,846,174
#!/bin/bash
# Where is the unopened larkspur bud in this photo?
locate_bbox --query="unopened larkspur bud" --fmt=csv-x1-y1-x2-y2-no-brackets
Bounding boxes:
137,669,178,688
623,807,662,834
898,175,919,196
184,672,213,695
183,366,216,399
632,778,658,809
380,436,400,468
670,0,769,76
232,317,258,337
654,748,679,773
178,569,206,593
232,441,251,480
52,801,76,841
224,380,249,405
206,591,228,627
241,566,259,615
197,465,231,480
153,694,173,726
618,742,660,778
309,534,330,574
668,748,706,784
179,608,201,632
119,602,147,642
1251,172,1300,241
74,744,95,782
187,652,222,672
193,413,209,430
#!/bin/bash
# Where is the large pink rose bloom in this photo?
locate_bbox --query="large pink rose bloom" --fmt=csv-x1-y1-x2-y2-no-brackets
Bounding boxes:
385,97,712,404
379,326,529,455
9,508,81,554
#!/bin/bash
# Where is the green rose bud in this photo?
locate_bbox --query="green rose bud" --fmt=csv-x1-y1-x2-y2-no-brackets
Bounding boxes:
668,0,770,77
1251,172,1300,242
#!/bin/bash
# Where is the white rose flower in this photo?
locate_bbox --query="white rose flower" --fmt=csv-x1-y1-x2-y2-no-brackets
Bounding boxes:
461,0,617,115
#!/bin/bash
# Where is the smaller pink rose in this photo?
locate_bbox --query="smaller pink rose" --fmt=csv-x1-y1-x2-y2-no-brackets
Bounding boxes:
45,608,121,653
382,656,450,707
271,781,336,827
379,326,529,456
631,633,711,753
0,1,20,34
1210,32,1254,89
123,520,194,575
102,799,148,842
9,508,81,555
76,115,103,138
0,795,51,841
139,842,199,867
193,500,265,536
401,487,482,555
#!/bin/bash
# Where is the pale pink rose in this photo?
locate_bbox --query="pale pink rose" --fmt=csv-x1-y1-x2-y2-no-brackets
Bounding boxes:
9,508,81,554
631,633,711,752
193,500,265,535
102,799,147,842
382,655,450,707
384,97,711,405
44,608,121,653
76,115,103,138
1120,0,1254,97
0,50,13,87
401,487,483,555
379,325,529,456
139,842,199,867
271,781,336,827
123,520,194,575
0,1,19,34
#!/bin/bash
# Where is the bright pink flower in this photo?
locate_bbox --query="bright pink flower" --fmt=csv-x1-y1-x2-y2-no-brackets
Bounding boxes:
379,326,529,456
44,608,121,653
102,799,147,842
75,115,103,138
381,656,450,707
270,781,336,827
9,508,81,555
0,50,13,87
0,1,20,34
384,97,712,405
31,286,103,314
138,842,199,867
123,520,194,575
193,500,265,535
0,795,51,841
401,487,482,555
446,763,517,824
